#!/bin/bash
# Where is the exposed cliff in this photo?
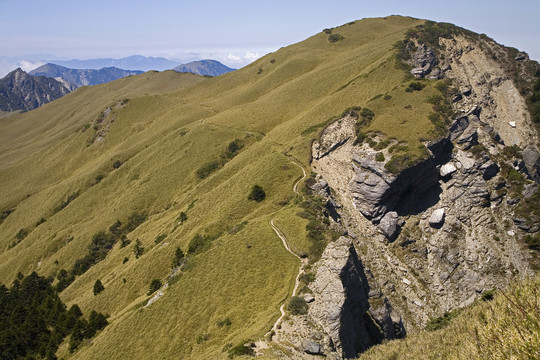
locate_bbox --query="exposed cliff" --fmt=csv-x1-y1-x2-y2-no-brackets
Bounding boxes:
278,23,540,359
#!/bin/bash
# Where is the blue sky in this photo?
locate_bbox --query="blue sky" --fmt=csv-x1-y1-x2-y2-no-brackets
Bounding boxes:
0,0,539,75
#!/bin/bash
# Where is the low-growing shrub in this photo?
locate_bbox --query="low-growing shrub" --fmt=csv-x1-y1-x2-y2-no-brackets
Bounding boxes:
328,33,344,43
155,233,167,244
133,239,144,259
248,185,266,202
93,279,104,295
287,296,308,315
147,279,162,295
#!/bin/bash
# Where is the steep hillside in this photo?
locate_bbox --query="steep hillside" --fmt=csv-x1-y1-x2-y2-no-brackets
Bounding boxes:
29,63,144,88
0,68,74,111
0,16,538,360
174,59,236,76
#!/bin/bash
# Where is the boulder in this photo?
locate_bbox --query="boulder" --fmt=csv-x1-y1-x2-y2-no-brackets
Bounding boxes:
479,160,499,180
303,293,315,303
303,340,324,355
523,146,540,181
378,212,400,240
429,208,445,227
440,163,457,177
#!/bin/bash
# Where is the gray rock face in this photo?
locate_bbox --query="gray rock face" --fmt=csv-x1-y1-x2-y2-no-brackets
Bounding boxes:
309,237,403,358
410,44,438,78
349,138,451,222
479,160,499,180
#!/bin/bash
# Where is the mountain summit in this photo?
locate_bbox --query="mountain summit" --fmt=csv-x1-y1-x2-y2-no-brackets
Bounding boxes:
173,59,235,76
0,68,73,112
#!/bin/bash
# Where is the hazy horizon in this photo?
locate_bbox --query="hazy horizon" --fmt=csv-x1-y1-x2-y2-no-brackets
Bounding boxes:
1,0,539,77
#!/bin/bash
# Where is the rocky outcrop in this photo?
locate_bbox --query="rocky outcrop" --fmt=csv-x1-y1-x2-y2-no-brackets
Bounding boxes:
267,237,404,359
349,137,452,230
410,44,441,79
310,31,537,335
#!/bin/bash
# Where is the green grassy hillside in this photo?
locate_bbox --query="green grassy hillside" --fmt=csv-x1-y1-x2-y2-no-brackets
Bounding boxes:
0,16,444,359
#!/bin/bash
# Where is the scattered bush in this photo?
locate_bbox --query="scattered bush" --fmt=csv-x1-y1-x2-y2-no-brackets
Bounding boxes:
54,190,80,213
407,82,426,91
196,139,245,179
155,233,167,244
133,239,144,259
197,160,221,179
248,185,266,202
15,228,28,241
375,152,385,162
480,289,495,302
93,279,104,295
287,296,308,315
299,272,316,284
328,33,344,43
188,234,214,254
112,160,123,169
178,211,188,224
525,235,540,251
147,279,162,295
124,211,148,232
172,247,185,268
426,309,461,331
217,317,232,327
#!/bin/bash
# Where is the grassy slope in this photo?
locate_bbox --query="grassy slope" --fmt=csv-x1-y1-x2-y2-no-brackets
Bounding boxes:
0,16,433,359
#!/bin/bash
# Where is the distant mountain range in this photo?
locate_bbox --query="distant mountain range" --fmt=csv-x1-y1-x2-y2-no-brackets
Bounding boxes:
173,59,235,76
0,58,237,112
48,55,180,72
0,68,73,112
29,64,143,88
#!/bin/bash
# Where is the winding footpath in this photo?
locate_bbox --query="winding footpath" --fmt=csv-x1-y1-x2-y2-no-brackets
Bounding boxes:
265,156,308,336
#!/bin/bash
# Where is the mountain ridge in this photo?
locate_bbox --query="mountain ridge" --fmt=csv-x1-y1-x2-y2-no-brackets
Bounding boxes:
0,16,538,360
29,63,144,88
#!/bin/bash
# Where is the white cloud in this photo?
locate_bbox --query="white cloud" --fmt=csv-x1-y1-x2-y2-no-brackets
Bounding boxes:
0,58,45,78
18,60,45,72
244,51,260,61
226,53,242,63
